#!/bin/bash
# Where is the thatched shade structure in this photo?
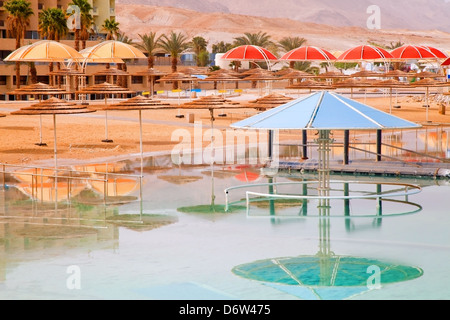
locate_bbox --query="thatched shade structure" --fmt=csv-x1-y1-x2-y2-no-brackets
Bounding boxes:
246,93,294,111
8,83,72,146
383,70,417,78
350,70,382,78
8,82,70,100
103,95,174,183
286,79,335,92
11,97,95,170
135,68,168,98
77,82,136,142
156,72,197,91
370,79,409,113
410,78,450,121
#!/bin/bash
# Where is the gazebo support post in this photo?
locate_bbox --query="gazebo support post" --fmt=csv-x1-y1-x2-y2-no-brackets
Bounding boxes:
53,114,58,203
343,130,350,165
376,129,382,162
317,130,331,198
302,130,308,160
268,130,273,160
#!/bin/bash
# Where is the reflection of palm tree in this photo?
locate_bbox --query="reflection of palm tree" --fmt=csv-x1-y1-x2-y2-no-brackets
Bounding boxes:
4,0,34,90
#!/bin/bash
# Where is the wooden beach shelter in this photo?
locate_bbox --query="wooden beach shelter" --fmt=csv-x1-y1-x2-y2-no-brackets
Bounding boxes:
10,97,96,171
8,83,71,146
76,82,136,142
242,71,279,96
332,78,376,99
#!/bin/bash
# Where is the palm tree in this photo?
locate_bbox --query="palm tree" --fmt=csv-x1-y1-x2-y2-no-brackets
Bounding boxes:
211,41,234,54
233,31,273,47
68,0,94,51
278,36,307,69
38,7,68,85
4,0,34,89
158,31,190,89
102,18,120,40
135,32,161,69
190,36,208,67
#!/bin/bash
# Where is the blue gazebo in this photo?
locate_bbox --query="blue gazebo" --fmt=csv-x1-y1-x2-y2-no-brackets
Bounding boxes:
231,91,421,196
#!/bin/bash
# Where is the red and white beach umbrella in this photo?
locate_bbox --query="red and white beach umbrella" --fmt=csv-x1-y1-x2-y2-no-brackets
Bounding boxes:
338,45,394,61
221,45,278,62
390,45,439,60
419,46,448,59
280,46,337,61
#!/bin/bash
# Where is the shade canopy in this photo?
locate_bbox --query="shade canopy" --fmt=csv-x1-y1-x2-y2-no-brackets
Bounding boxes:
280,46,337,61
338,45,394,61
221,45,278,62
420,46,448,59
80,40,146,61
390,45,439,60
10,97,95,115
4,40,83,62
231,91,421,131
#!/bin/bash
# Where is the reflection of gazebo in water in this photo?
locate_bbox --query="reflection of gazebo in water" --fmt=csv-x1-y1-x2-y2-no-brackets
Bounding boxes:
76,82,136,142
232,211,423,299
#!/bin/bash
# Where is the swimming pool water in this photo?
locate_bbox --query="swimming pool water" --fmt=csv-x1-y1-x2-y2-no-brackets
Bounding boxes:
0,158,449,300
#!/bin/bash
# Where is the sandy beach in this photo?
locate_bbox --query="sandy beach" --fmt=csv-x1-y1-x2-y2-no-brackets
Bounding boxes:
0,89,449,167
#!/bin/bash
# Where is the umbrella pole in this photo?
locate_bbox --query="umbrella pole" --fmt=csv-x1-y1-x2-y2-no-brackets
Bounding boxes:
139,109,144,215
36,115,47,146
210,109,216,208
102,96,113,143
53,114,58,203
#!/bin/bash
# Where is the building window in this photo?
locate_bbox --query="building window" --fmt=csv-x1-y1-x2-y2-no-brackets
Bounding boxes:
131,76,143,84
95,75,106,84
38,3,43,10
36,76,49,84
0,20,4,27
0,76,6,86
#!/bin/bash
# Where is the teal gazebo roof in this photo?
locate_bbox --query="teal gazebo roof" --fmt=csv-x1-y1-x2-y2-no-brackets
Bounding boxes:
231,91,421,131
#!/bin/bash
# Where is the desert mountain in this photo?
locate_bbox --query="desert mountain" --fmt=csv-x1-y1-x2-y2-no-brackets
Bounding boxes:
116,0,450,32
116,3,450,52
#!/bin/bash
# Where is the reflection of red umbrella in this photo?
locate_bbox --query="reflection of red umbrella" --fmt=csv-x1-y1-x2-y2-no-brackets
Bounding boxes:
234,170,260,183
221,45,278,63
390,45,438,60
338,45,393,61
280,46,337,61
